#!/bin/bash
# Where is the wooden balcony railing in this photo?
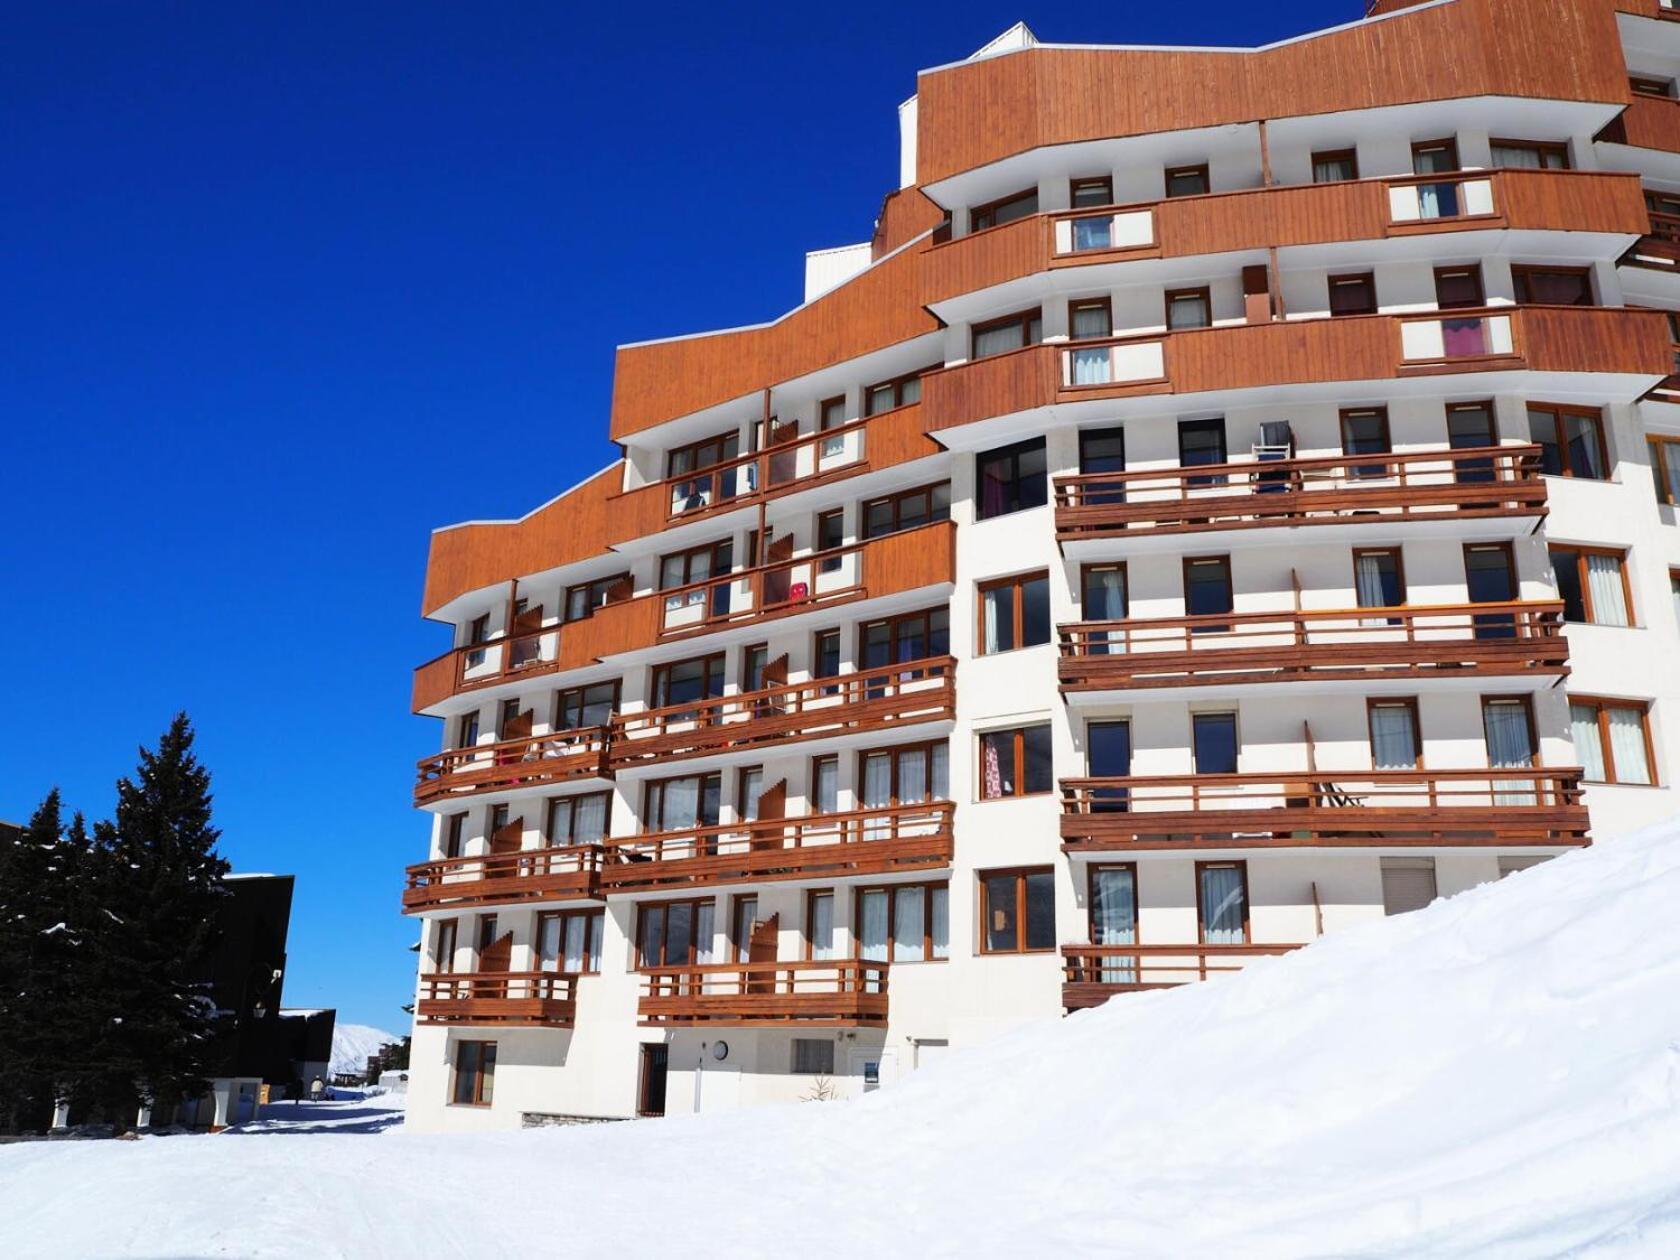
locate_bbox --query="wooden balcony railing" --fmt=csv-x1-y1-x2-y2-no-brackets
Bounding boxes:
1600,92,1680,154
416,970,579,1027
599,802,954,893
1057,601,1568,692
1062,943,1306,1009
402,845,602,914
413,727,611,806
1059,768,1589,849
609,657,954,768
638,959,889,1026
1054,444,1546,541
412,625,561,712
924,308,1672,432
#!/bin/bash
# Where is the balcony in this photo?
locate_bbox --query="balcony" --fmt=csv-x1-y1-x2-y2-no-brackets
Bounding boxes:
923,308,1673,433
609,657,954,769
402,846,602,914
416,971,578,1027
599,803,953,893
1057,601,1568,695
1599,92,1680,155
637,960,889,1026
413,727,611,806
1061,944,1305,1010
1054,445,1546,544
1060,769,1589,850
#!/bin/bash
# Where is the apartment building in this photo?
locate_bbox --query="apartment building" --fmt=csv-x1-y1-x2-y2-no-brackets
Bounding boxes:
402,0,1680,1131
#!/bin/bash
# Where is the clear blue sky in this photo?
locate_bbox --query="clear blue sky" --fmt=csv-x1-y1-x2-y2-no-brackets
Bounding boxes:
0,1,1359,1030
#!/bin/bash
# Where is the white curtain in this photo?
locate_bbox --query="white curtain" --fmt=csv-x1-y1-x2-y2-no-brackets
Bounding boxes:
573,795,606,845
588,914,604,968
974,323,1024,359
859,891,889,962
1571,704,1607,780
1200,866,1246,946
694,903,715,965
894,891,925,963
1608,708,1653,785
1370,705,1419,770
810,894,834,960
562,916,586,972
1355,553,1391,626
1088,568,1127,654
983,587,1005,653
1661,443,1680,506
740,769,763,823
1070,346,1112,385
1092,868,1137,984
1585,554,1629,627
930,886,949,960
898,751,928,804
664,777,700,830
813,759,838,814
538,917,562,971
1485,701,1537,805
1491,145,1543,170
863,754,892,840
931,744,949,800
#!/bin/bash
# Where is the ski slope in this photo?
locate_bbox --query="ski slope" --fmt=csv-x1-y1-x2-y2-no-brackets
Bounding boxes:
4,817,1680,1258
328,1023,400,1078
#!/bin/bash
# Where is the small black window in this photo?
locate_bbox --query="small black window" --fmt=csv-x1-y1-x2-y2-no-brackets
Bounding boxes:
977,438,1048,520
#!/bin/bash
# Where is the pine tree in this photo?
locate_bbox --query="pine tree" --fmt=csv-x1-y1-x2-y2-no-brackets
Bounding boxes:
0,790,62,1132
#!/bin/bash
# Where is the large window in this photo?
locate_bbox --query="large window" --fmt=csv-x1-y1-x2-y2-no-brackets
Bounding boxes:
636,898,716,968
451,1040,497,1107
1069,297,1112,341
1184,556,1234,628
1369,699,1422,770
979,725,1053,799
811,754,839,814
1570,698,1655,785
856,882,949,963
980,868,1056,953
859,742,949,808
1447,401,1497,482
1490,139,1569,170
1354,548,1406,622
1192,712,1239,775
1197,862,1249,945
976,438,1047,519
456,708,481,749
972,307,1043,359
862,482,951,538
1650,437,1680,506
548,792,609,847
1550,545,1632,627
792,1038,836,1075
860,607,949,669
863,367,931,416
805,890,836,960
978,570,1051,654
1465,543,1518,638
555,681,617,731
1087,721,1132,813
537,909,605,973
1178,418,1228,484
565,572,630,623
642,772,722,833
1513,266,1594,307
658,539,732,607
970,187,1038,232
442,812,467,860
650,653,725,711
1340,407,1392,478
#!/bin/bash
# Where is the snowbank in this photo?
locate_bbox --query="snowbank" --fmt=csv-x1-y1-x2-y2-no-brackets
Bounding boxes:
5,817,1680,1258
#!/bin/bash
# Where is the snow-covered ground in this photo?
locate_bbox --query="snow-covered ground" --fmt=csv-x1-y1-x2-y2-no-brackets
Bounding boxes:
328,1023,400,1078
6,817,1680,1259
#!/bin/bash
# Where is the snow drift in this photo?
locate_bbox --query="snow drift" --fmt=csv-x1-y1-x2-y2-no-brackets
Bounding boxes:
6,816,1680,1258
328,1023,400,1078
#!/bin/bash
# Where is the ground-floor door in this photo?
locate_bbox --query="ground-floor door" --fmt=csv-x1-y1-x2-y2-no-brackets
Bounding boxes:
638,1043,669,1118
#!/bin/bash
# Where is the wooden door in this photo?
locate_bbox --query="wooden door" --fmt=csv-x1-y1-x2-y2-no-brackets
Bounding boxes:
638,1044,669,1117
746,914,779,994
763,534,796,604
749,780,786,851
490,814,524,855
479,930,513,974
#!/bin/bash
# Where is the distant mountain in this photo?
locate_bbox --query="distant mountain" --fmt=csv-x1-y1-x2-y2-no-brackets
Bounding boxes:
329,1023,401,1077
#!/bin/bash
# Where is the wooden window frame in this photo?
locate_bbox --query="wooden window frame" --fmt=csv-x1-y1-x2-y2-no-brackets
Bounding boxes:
1411,137,1461,174
1549,544,1635,627
1191,711,1240,776
1446,399,1499,446
1340,406,1394,478
1352,546,1408,617
1085,863,1139,941
862,365,935,417
1366,697,1425,770
975,436,1048,520
1511,264,1595,307
442,811,467,861
856,739,948,806
859,605,950,668
810,753,839,815
634,896,717,969
1652,437,1680,505
1311,148,1359,183
1527,402,1609,480
450,1040,496,1108
546,790,612,847
433,917,458,974
456,709,480,749
1328,272,1377,317
970,186,1038,233
1630,75,1676,98
970,306,1043,359
1433,264,1485,310
536,908,605,974
976,569,1051,656
657,538,732,592
814,507,845,573
1481,695,1540,769
734,765,764,825
1164,285,1213,331
475,911,500,958
648,652,726,710
803,888,835,961
665,429,740,480
1070,175,1114,208
641,772,722,834
861,481,952,540
1488,138,1571,170
1569,696,1658,786
977,724,1054,801
1081,561,1129,619
977,866,1056,955
564,572,631,623
818,394,848,431
1068,296,1113,342
853,881,950,963
555,679,618,732
728,893,759,963
1195,860,1251,944
1164,163,1210,198
1182,554,1234,624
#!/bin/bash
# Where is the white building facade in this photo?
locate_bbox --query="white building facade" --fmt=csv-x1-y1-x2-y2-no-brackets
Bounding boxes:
403,0,1680,1131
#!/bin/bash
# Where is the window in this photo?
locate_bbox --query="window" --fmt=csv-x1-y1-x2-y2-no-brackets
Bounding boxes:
1312,149,1358,183
736,766,765,824
819,395,848,431
1490,140,1569,170
642,772,721,832
1483,697,1538,785
977,438,1047,519
792,1038,835,1075
475,912,500,958
979,725,1053,799
1340,407,1392,478
859,741,949,807
1570,698,1655,785
1447,401,1498,482
978,570,1050,654
1083,563,1129,627
1197,862,1248,944
497,698,522,741
971,187,1038,232
1165,286,1212,331
1184,556,1233,628
972,307,1042,359
1512,266,1593,307
1369,699,1422,770
805,890,836,960
742,643,769,694
1165,164,1209,198
815,507,845,572
1550,546,1632,627
537,909,605,973
811,754,839,814
1354,548,1406,622
1192,712,1238,775
658,539,732,606
1086,722,1132,812
730,894,759,961
650,653,725,710
565,573,629,623
1434,265,1485,310
456,709,481,749
1672,570,1680,629
1631,75,1676,98
860,607,949,668
451,1040,496,1107
1068,297,1112,342
1178,417,1228,485
1070,176,1113,208
1079,427,1125,476
813,628,841,692
862,482,951,539
1412,138,1460,175
1328,272,1377,317
465,613,490,667
1381,858,1437,916
856,882,949,962
1649,437,1680,505
442,812,467,860
1465,543,1519,638
979,868,1055,953
863,367,929,416
555,681,617,731
636,898,716,968
666,430,739,481
548,792,609,846
433,918,458,973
